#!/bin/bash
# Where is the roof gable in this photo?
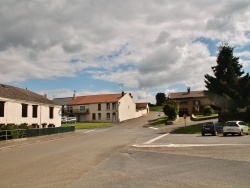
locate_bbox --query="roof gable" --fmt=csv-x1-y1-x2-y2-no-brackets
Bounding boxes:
67,93,123,105
0,83,57,105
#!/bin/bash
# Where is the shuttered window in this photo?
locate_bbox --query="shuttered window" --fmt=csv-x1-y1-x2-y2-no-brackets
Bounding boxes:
0,101,5,117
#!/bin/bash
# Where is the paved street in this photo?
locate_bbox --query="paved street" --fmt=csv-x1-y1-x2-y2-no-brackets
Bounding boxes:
1,112,250,187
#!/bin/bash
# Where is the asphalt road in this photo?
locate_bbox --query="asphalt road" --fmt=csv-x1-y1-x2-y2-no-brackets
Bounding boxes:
1,112,250,188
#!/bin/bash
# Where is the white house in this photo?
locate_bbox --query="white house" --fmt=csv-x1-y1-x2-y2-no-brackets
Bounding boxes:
0,83,61,128
62,92,149,122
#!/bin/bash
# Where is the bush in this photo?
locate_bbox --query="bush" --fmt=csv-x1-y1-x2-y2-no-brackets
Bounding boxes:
163,103,178,120
203,106,213,116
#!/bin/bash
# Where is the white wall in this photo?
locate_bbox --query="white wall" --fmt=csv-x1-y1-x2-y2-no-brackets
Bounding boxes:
118,94,136,122
0,97,61,127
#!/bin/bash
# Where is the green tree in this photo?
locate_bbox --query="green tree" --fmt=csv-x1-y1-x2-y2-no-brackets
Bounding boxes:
203,106,213,116
204,44,250,112
155,93,167,106
163,100,179,120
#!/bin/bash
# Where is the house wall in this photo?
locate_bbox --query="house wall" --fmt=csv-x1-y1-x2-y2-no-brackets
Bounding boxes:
118,93,136,122
0,97,61,128
177,97,211,116
69,103,118,122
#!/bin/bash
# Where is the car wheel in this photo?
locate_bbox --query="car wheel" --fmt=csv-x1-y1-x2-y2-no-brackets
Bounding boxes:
213,131,217,136
239,130,243,136
223,133,227,136
202,133,205,136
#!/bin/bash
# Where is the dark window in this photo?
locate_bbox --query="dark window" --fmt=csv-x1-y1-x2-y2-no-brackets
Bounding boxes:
49,107,54,119
32,105,38,118
0,101,5,117
92,113,96,120
98,113,101,120
22,104,28,117
98,104,101,111
112,103,116,110
107,113,110,120
193,100,200,105
106,103,110,110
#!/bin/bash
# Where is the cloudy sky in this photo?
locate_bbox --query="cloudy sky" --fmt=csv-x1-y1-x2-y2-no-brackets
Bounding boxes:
1,0,250,103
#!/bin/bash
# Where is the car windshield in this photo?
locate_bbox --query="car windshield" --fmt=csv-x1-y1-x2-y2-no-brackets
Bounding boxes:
225,122,237,127
203,122,214,127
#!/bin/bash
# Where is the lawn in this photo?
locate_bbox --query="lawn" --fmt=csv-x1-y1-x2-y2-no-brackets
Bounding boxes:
151,117,168,126
62,122,114,129
150,106,163,112
194,114,218,118
171,123,203,134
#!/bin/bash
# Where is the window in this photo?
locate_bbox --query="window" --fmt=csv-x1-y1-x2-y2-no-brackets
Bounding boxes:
92,113,96,120
80,106,85,112
193,100,200,105
98,104,101,111
98,113,101,120
0,101,5,117
180,101,188,105
32,105,38,118
49,107,54,119
67,106,73,113
22,104,28,117
112,103,116,110
106,103,110,110
106,113,110,120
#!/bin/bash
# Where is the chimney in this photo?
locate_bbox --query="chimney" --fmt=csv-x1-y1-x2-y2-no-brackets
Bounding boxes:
187,87,191,93
122,91,125,96
73,90,76,99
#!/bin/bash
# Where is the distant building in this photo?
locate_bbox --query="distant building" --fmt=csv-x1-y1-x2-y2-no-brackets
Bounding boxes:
0,83,61,128
168,87,212,116
63,92,149,122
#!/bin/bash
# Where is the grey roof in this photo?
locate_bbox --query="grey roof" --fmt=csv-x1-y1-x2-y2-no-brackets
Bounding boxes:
52,97,74,105
0,83,57,105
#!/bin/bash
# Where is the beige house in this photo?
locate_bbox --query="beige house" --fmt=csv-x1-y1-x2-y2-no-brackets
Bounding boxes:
0,83,61,128
168,88,211,116
64,92,149,122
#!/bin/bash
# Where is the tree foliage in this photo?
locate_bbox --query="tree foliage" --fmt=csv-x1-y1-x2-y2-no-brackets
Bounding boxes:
155,93,167,106
203,106,213,116
204,44,250,112
163,100,179,120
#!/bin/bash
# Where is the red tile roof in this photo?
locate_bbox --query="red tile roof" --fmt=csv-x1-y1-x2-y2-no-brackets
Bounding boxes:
169,90,205,99
136,103,148,108
67,93,123,105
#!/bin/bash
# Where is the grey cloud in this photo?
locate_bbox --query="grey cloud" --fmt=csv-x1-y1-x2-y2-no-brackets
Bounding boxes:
62,42,83,53
155,31,170,45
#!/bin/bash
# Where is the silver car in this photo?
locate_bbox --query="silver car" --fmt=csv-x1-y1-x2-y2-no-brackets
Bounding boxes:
223,121,249,136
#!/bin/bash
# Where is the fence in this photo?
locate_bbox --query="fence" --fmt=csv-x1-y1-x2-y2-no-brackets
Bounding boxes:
0,126,75,140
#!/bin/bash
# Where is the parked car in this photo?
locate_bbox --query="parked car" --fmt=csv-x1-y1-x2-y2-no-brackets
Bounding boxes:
223,121,249,136
201,122,223,136
67,117,77,123
61,116,68,124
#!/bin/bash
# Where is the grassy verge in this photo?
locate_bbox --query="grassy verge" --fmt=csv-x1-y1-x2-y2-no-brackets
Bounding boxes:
63,122,114,129
171,123,203,134
151,117,168,126
194,114,218,118
150,106,163,112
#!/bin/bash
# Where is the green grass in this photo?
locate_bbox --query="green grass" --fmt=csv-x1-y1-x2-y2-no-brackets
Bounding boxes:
194,114,218,118
63,122,114,129
151,117,168,126
150,106,163,112
171,123,203,134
